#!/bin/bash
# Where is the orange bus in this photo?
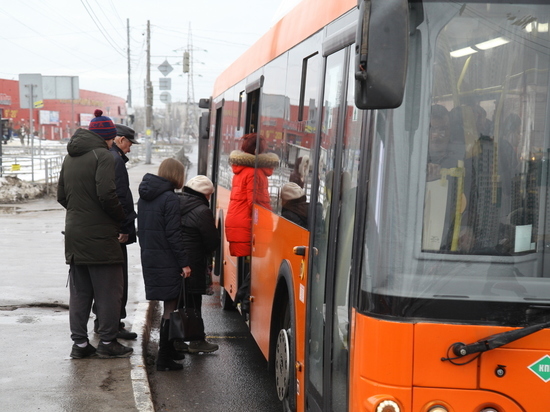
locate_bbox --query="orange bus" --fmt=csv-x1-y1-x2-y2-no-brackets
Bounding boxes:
199,0,550,410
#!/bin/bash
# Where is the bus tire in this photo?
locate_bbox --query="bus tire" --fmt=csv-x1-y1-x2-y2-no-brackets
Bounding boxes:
272,264,296,412
279,299,296,412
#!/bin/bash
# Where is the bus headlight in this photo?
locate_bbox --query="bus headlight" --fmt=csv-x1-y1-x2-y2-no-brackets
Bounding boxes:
428,406,448,412
376,400,401,412
480,409,498,412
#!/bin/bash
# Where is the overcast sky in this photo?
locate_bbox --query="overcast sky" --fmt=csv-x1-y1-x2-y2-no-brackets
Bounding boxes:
0,0,300,109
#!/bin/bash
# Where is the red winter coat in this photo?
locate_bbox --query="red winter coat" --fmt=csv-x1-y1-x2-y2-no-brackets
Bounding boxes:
225,150,279,256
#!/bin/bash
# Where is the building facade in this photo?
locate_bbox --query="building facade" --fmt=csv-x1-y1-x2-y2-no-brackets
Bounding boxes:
0,78,126,141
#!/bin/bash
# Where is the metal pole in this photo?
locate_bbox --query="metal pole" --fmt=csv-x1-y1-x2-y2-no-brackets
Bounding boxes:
127,18,132,108
0,108,3,177
71,77,75,137
145,20,152,164
29,84,34,182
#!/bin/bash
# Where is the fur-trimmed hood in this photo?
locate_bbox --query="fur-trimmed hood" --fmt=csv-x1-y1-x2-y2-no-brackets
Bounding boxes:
228,150,279,169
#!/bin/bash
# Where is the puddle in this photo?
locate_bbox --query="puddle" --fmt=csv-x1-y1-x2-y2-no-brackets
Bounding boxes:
0,206,19,214
17,315,40,324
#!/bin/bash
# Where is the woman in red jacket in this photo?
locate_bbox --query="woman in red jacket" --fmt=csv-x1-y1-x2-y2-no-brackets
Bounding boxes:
225,133,279,256
224,133,279,313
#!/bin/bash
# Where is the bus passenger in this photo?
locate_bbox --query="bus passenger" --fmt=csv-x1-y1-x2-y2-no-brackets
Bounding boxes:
59,109,132,359
137,158,192,371
289,155,310,189
225,133,279,312
281,182,308,228
498,113,522,217
93,124,140,341
225,133,279,256
424,104,470,252
177,175,220,353
427,104,453,181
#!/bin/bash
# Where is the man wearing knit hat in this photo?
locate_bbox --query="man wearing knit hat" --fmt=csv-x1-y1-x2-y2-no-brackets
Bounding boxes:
58,109,133,359
88,109,118,141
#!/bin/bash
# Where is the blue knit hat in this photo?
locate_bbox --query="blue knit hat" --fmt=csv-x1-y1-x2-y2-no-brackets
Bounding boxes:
88,109,117,140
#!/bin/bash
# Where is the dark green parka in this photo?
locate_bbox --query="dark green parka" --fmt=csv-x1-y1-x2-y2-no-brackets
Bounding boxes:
57,128,125,265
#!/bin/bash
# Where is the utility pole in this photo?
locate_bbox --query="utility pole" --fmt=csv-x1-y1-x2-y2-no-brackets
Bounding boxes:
146,20,152,129
145,20,152,164
127,18,132,109
183,23,198,141
26,84,35,182
0,108,3,176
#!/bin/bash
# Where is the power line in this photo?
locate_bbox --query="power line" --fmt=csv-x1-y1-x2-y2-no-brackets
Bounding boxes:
79,0,127,58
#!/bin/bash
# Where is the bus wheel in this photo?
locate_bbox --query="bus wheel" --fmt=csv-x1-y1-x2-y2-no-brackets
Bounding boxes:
275,328,290,401
276,299,296,412
220,286,234,310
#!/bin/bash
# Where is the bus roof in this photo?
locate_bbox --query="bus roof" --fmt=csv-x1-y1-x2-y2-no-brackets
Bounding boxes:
212,0,356,98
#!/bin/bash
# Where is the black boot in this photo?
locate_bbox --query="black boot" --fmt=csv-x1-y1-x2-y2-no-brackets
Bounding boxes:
156,319,183,371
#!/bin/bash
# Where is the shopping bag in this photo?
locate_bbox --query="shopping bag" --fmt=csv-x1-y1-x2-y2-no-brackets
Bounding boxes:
169,309,185,340
168,278,204,341
169,307,204,342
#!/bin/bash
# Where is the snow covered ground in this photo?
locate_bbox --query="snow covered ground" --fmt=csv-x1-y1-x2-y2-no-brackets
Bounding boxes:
0,137,62,203
0,175,49,203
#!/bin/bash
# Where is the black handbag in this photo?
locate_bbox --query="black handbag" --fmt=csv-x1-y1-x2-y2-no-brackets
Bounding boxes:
169,278,204,342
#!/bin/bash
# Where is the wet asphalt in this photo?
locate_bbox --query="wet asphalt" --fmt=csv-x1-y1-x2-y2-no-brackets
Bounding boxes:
145,292,281,412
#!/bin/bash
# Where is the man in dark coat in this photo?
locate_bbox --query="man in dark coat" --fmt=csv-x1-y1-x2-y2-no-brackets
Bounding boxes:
93,124,140,340
178,175,220,353
58,109,133,359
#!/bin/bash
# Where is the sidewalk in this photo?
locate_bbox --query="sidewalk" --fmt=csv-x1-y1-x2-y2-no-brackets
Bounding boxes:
0,158,172,411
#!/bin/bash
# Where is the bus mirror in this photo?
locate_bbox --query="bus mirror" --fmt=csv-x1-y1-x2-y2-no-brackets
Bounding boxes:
355,0,409,109
199,112,210,139
198,98,210,109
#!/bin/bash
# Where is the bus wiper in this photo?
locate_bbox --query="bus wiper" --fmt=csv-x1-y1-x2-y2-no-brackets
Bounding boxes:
450,320,550,358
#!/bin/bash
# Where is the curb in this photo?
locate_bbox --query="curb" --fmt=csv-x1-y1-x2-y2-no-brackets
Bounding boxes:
131,301,155,412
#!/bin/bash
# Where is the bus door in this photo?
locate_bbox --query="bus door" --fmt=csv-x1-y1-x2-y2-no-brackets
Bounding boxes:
238,80,262,295
209,100,223,211
306,31,365,411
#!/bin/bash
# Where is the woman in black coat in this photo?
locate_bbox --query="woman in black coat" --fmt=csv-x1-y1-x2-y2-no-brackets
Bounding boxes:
178,175,220,353
137,158,191,371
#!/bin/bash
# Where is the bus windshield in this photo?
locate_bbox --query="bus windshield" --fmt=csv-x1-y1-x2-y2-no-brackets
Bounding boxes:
361,1,550,326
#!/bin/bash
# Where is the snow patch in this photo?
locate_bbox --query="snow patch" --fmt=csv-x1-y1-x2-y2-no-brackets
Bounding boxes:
0,176,49,204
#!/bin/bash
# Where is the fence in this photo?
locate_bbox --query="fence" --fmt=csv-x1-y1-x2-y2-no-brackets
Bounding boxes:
0,154,64,188
0,141,192,189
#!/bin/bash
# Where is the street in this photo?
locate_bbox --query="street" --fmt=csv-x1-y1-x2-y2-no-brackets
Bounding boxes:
145,291,281,412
